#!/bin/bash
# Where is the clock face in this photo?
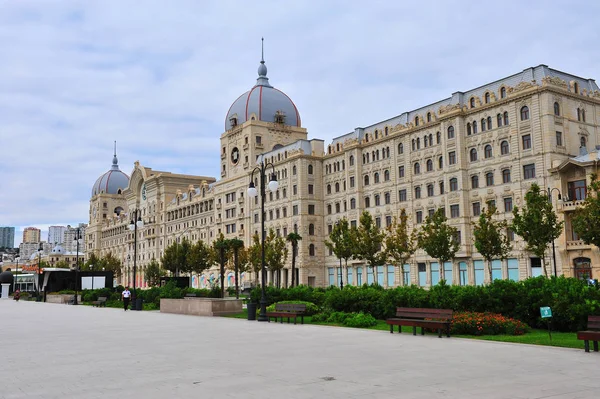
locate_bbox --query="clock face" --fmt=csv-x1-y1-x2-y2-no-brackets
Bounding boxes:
141,183,147,201
231,147,240,165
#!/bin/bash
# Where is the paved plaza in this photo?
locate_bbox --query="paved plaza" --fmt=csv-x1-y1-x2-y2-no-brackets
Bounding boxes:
1,301,599,399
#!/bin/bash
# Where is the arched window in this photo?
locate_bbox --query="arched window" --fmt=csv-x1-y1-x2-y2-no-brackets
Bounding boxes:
327,184,331,195
415,116,419,126
438,156,443,169
412,139,416,151
580,136,587,147
427,184,434,197
335,182,340,192
501,140,509,155
481,118,487,131
485,92,490,104
470,148,478,162
365,197,371,208
471,175,479,189
374,194,380,206
439,181,444,194
428,134,433,146
327,204,332,214
364,175,370,186
426,159,433,172
447,126,454,139
554,102,560,116
581,108,586,122
486,172,494,186
350,198,356,209
574,82,579,94
484,145,493,159
436,131,441,144
336,203,340,213
414,163,421,175
449,178,458,191
416,138,420,149
520,106,529,121
502,169,511,183
398,143,404,154
293,165,297,175
467,123,472,135
487,116,492,129
427,112,432,122
473,121,478,134
384,170,390,181
385,126,388,135
414,186,421,199
497,113,502,127
423,135,428,147
308,164,313,174
374,172,380,184
349,155,354,166
375,130,379,139
470,97,476,108
309,224,315,235
500,87,506,99
309,244,315,256
503,111,509,125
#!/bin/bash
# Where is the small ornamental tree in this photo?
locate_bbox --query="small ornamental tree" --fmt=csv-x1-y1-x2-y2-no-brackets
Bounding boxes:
187,240,212,275
99,252,123,278
512,183,563,277
417,208,459,281
212,233,231,298
265,229,288,288
248,233,262,287
161,238,191,277
352,211,386,284
473,206,512,282
325,218,353,288
228,238,245,298
572,174,600,249
385,209,416,286
145,259,163,287
286,232,302,287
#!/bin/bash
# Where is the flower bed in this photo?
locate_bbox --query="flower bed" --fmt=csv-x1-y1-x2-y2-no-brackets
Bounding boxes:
450,311,529,336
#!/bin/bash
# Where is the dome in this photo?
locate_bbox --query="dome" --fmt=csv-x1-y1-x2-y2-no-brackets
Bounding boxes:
91,145,130,197
52,244,65,254
225,54,301,131
0,271,13,284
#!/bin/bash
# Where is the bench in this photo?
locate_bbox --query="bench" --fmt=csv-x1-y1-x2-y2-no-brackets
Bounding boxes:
386,307,453,338
265,303,306,325
185,293,197,298
92,297,107,307
577,315,600,353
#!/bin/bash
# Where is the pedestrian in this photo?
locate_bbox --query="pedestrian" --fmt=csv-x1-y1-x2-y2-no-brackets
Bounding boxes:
13,289,20,302
122,287,131,311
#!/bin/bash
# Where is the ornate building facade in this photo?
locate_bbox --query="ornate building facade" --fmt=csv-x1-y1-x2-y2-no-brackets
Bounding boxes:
87,61,600,289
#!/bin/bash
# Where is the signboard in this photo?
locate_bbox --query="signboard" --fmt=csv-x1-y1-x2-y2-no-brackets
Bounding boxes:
540,307,552,318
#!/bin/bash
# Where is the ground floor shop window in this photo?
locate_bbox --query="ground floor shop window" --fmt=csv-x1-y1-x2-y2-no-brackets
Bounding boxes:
403,264,410,286
431,262,439,286
574,257,592,280
531,258,542,277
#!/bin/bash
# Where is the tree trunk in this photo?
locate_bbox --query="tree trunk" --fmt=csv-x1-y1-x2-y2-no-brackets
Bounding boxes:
487,259,493,284
220,247,225,299
234,247,239,299
372,265,377,285
291,244,296,288
542,254,548,277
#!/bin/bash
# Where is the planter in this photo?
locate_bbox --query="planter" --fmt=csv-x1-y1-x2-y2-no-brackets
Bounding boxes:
160,297,243,316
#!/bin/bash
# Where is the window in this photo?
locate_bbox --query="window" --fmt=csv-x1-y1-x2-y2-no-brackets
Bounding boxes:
416,211,423,224
292,165,297,175
414,186,421,199
415,116,419,126
487,199,496,209
398,143,404,154
398,166,405,178
308,184,314,195
580,136,587,148
309,224,315,235
577,108,586,122
399,189,407,202
414,163,420,174
522,134,531,150
256,136,262,144
500,140,509,155
487,116,492,129
349,176,355,188
374,172,380,184
438,156,443,169
384,192,391,204
308,204,315,215
427,184,434,197
471,175,479,189
327,185,331,195
507,228,515,242
467,123,472,135
450,204,460,218
384,170,390,181
486,172,494,186
459,262,468,286
470,148,478,162
568,179,587,201
309,244,315,256
448,151,456,165
472,202,481,216
554,102,560,116
428,208,435,218
374,194,381,206
500,87,506,99
308,164,313,174
375,217,381,228
411,139,415,151
436,131,441,144
520,106,529,121
497,113,503,127
426,159,433,172
293,205,298,215
450,178,458,191
502,168,511,183
485,92,490,104
364,175,369,186
447,126,454,139
504,197,513,212
439,181,444,194
335,182,340,192
293,185,297,195
484,144,493,159
349,155,354,166
335,202,340,213
523,164,536,179
470,97,475,108
481,118,486,132
472,121,478,134
427,112,431,122
556,131,563,146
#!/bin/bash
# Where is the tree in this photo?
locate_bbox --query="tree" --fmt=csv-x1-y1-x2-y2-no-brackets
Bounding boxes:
54,260,70,269
228,238,244,298
83,253,100,271
248,233,262,287
417,208,459,282
286,232,302,288
265,229,288,288
186,240,212,275
325,218,353,288
572,174,600,249
212,233,230,298
512,183,563,277
473,206,512,283
145,259,163,287
99,252,123,277
385,209,416,286
352,211,386,284
161,238,191,276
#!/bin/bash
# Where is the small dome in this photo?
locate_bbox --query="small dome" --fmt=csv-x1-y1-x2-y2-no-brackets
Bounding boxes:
225,56,301,130
52,244,65,254
92,145,130,197
30,252,40,261
0,271,14,284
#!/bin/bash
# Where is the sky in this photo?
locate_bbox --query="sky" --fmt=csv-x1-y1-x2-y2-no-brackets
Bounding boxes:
1,0,599,246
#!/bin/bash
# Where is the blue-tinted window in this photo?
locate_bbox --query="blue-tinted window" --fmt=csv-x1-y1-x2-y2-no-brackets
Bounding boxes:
387,265,395,287
507,258,519,281
474,260,485,286
531,258,542,277
347,268,353,286
377,266,385,285
492,259,502,281
356,267,363,286
418,263,427,286
403,264,410,285
367,267,374,284
431,262,440,286
459,262,468,286
328,268,335,286
444,262,453,284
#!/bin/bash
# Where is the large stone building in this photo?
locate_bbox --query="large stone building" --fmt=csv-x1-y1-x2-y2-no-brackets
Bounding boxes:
87,60,600,289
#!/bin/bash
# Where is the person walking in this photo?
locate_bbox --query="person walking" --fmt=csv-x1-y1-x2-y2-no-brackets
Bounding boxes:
122,287,131,311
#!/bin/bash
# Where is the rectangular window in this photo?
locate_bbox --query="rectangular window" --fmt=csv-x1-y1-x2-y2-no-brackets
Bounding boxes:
386,215,392,227
492,259,502,281
522,134,531,150
474,260,485,286
531,257,542,277
328,268,335,286
523,163,536,179
556,131,563,146
402,264,410,286
377,265,385,285
459,262,468,286
308,204,315,215
507,258,519,281
568,180,587,201
418,263,427,287
507,228,515,242
350,176,355,188
351,220,357,228
428,209,435,218
308,184,314,195
375,217,381,228
398,166,405,178
346,268,353,286
448,151,456,165
444,262,453,285
367,267,374,284
399,189,407,202
293,185,297,195
256,136,262,144
431,262,439,286
416,211,423,224
473,202,481,217
450,204,460,218
292,205,298,216
356,267,363,285
504,197,513,212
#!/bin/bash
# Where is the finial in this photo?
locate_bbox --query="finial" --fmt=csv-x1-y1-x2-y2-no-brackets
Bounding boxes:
257,37,270,85
261,37,264,63
112,141,119,169
114,140,117,157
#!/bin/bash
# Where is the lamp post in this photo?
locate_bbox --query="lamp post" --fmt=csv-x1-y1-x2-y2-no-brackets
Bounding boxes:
128,209,144,310
547,187,562,278
90,263,95,290
127,254,131,287
74,228,82,305
14,256,20,292
37,243,43,300
247,159,278,322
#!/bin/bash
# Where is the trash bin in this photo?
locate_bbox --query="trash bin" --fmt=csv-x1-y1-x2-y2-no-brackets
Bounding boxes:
247,302,257,320
135,297,143,311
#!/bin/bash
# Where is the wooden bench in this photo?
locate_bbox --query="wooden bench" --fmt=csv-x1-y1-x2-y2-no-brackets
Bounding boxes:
92,297,107,307
386,307,453,338
266,304,306,325
577,315,600,353
185,293,197,298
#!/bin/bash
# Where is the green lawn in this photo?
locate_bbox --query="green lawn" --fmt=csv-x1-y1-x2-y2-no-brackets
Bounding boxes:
224,310,584,350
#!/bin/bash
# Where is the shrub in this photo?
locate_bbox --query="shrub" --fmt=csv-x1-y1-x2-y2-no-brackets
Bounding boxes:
343,312,377,328
266,301,320,316
451,312,529,336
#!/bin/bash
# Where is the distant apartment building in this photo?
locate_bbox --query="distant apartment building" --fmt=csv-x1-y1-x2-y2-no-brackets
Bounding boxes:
18,242,52,260
48,226,67,245
22,227,41,243
63,224,87,253
0,226,15,248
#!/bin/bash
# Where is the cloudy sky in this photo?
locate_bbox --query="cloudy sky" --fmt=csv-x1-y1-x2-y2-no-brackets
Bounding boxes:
1,0,599,246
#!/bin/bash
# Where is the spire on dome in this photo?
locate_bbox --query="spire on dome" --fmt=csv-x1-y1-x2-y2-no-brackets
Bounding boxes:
256,37,271,87
112,141,120,170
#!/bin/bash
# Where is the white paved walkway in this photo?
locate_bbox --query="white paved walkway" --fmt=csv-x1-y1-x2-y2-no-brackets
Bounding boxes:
1,300,598,399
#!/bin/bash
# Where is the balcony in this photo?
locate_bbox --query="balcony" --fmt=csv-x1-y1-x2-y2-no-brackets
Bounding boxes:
559,199,585,211
566,240,591,249
216,203,222,209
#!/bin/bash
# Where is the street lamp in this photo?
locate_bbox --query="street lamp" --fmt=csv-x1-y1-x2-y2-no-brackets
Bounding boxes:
247,159,278,322
128,209,144,310
14,256,20,292
90,264,95,290
37,243,43,300
74,228,82,305
127,254,131,287
547,187,562,278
